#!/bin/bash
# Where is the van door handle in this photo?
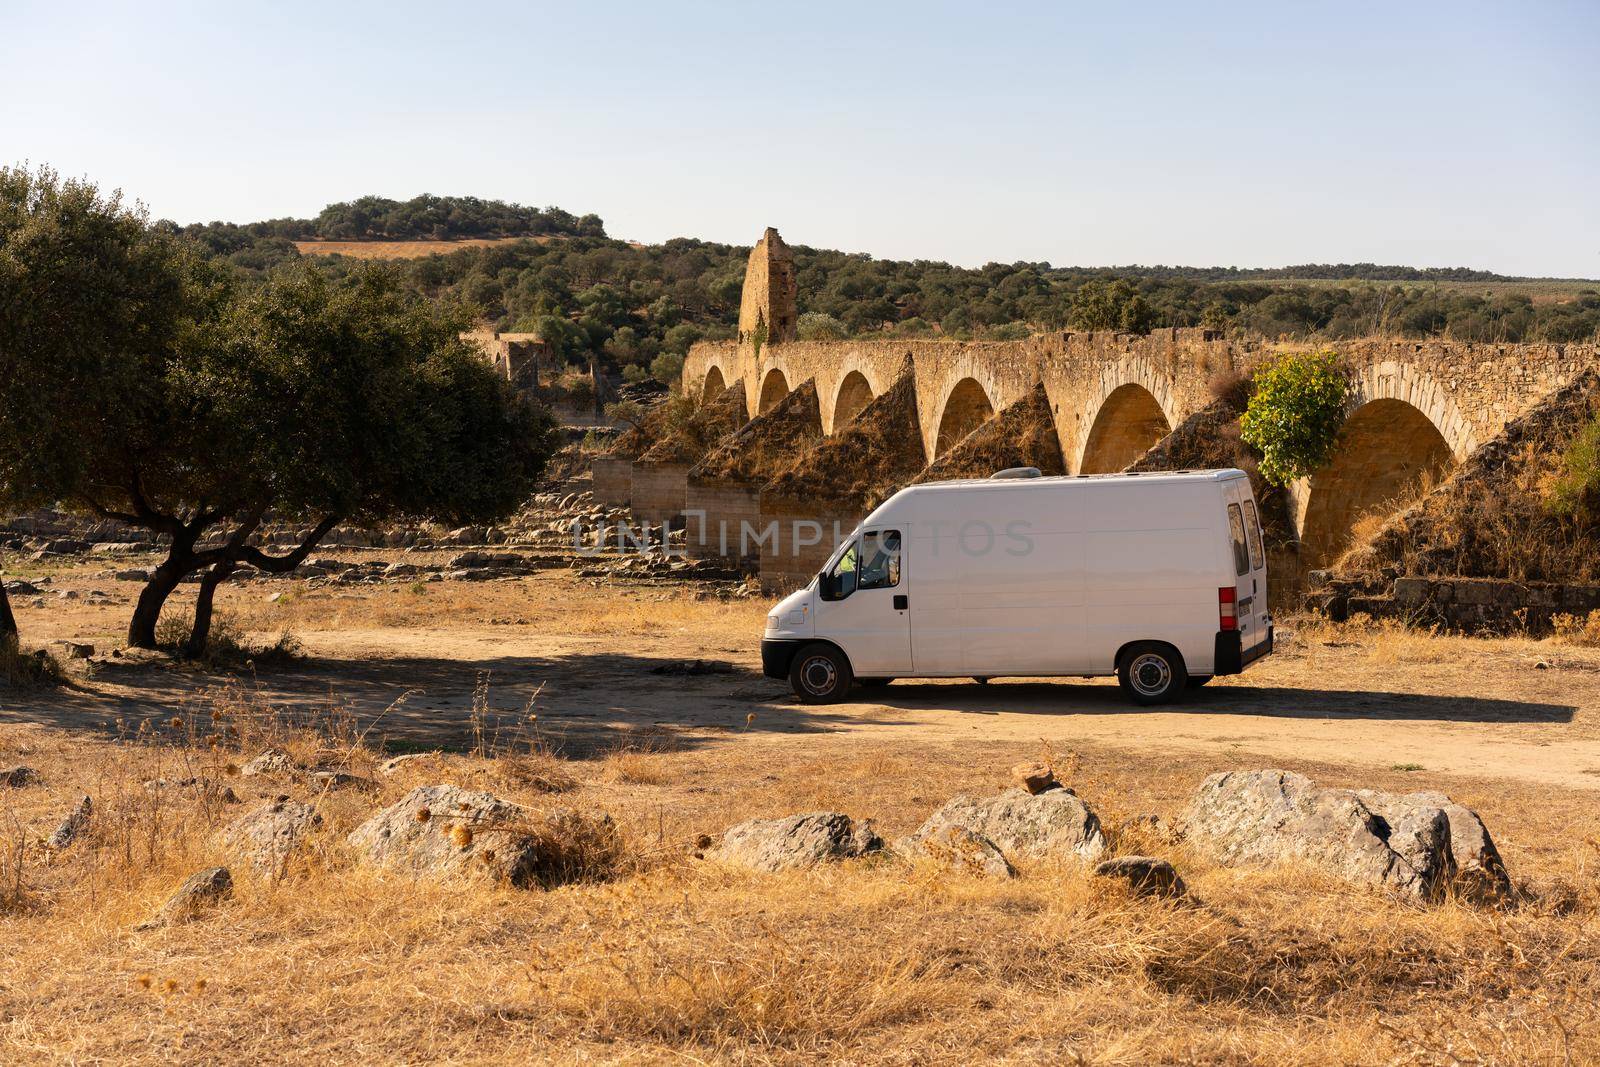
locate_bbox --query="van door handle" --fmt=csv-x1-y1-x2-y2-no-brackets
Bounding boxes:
893,595,908,610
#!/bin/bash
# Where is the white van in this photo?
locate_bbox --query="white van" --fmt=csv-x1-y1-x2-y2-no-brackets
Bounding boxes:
762,468,1273,705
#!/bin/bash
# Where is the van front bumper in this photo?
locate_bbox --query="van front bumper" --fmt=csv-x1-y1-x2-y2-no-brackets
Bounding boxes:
762,638,804,680
1214,625,1273,675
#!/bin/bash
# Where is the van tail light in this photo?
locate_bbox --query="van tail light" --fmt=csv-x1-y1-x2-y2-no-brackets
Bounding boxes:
1218,587,1238,631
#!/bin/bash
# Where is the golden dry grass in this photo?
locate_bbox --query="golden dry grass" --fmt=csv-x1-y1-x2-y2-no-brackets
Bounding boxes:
292,237,541,259
3,681,1600,1064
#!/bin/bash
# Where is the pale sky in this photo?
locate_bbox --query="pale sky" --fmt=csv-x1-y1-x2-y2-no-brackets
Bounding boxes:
5,0,1597,277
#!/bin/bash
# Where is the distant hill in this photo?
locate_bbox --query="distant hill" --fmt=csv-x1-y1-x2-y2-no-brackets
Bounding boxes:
169,197,1600,386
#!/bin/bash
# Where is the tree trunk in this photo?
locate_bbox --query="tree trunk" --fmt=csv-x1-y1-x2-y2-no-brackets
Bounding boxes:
127,551,195,649
181,561,236,658
0,581,16,639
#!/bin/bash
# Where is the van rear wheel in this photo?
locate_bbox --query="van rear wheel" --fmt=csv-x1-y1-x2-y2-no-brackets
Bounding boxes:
1118,643,1187,706
790,643,854,704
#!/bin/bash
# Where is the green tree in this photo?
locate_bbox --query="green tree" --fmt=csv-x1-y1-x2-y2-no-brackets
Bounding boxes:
1239,351,1350,486
1548,413,1600,519
796,311,847,341
649,350,685,387
0,169,556,653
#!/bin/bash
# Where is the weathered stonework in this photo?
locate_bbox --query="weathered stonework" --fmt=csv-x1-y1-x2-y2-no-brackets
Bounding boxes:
737,227,798,351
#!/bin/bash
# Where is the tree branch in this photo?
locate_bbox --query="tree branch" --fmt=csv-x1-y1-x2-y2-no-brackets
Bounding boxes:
235,514,341,574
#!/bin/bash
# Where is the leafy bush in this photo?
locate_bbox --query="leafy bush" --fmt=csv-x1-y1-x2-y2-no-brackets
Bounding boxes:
1240,351,1350,485
797,312,847,341
1547,412,1600,518
648,350,684,386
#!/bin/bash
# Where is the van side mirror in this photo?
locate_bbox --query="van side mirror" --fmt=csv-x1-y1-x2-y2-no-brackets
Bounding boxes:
818,571,837,601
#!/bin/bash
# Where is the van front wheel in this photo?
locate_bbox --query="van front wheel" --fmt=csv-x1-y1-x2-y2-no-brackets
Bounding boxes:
790,644,854,704
1118,643,1188,706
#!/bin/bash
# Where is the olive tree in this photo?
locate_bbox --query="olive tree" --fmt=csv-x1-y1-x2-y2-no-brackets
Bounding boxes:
0,167,556,653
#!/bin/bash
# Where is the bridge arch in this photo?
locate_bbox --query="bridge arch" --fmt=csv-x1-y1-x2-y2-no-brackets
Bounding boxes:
1079,383,1173,475
934,377,996,456
699,364,727,405
1072,357,1179,473
757,367,791,415
1296,363,1474,567
832,370,874,431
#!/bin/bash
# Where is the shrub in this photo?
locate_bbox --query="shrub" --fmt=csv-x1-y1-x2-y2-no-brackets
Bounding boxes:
1547,412,1600,518
1240,351,1350,485
1551,610,1600,646
0,634,64,688
648,350,684,386
796,312,847,342
1207,366,1255,413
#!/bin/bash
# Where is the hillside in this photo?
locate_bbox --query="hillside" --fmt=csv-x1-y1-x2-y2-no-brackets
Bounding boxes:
173,198,1600,388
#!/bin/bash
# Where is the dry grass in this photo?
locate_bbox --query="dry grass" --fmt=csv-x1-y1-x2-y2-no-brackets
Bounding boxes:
3,676,1600,1063
1552,609,1600,647
292,237,540,259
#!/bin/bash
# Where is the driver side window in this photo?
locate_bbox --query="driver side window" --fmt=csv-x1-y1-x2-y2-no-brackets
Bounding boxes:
858,529,901,590
826,540,860,599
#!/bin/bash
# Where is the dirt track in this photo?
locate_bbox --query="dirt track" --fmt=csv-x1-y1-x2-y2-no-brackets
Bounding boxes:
6,566,1599,791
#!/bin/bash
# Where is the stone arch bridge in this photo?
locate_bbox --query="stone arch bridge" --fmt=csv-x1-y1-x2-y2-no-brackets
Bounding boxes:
683,325,1596,567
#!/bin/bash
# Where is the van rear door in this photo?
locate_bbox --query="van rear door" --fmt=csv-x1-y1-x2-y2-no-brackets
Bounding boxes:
1224,482,1269,654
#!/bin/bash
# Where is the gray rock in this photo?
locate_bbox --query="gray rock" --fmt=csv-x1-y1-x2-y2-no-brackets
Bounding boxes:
347,784,618,888
378,752,440,776
2,579,40,596
139,867,232,928
901,788,1108,866
1,766,40,788
710,811,884,872
240,747,296,778
1182,770,1510,903
1093,855,1188,899
113,568,151,582
223,798,322,874
51,640,95,660
900,824,1014,877
47,795,92,849
306,769,377,793
1356,788,1513,903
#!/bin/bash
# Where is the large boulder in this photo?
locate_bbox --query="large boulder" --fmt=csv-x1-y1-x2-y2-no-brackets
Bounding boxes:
347,784,618,888
899,787,1107,866
1183,770,1512,903
710,811,884,872
223,799,323,875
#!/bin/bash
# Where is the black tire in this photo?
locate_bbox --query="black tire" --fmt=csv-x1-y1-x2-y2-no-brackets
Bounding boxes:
1186,675,1212,689
1117,643,1188,706
855,677,894,688
790,643,854,704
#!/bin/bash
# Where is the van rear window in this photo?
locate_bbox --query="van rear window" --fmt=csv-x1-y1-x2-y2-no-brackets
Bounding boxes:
1227,504,1249,576
1242,500,1264,571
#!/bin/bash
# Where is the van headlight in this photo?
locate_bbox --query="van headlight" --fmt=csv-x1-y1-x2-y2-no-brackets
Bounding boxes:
765,613,779,633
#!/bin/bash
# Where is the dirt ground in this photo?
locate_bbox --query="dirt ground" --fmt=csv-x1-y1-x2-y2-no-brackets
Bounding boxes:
5,555,1600,1063
7,556,1600,792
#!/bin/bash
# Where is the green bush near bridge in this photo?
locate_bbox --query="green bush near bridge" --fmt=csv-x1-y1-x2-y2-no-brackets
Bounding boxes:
1240,351,1350,486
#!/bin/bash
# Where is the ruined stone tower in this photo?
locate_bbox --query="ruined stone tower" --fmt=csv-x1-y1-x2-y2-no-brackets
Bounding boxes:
737,227,797,348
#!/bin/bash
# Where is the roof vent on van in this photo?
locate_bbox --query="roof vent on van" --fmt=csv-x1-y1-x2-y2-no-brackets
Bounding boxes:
990,466,1042,480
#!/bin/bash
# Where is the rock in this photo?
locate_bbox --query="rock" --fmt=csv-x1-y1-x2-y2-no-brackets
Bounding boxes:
240,747,296,777
710,811,884,872
649,659,735,676
114,568,151,582
1,766,40,788
54,589,80,600
900,788,1107,866
47,795,92,849
1182,770,1511,903
1356,788,1513,903
306,769,377,793
347,784,619,888
1,579,40,596
139,867,232,928
1093,855,1187,899
1010,762,1059,795
51,640,94,660
903,825,1014,877
223,799,322,874
378,752,440,776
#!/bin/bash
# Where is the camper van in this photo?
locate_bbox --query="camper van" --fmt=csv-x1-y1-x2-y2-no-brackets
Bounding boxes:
761,468,1272,705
